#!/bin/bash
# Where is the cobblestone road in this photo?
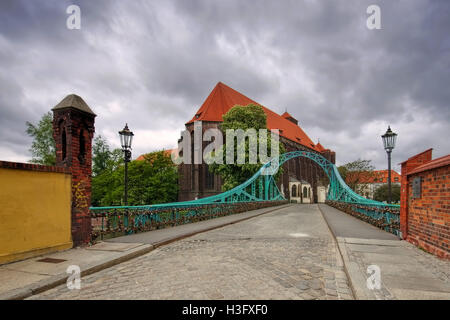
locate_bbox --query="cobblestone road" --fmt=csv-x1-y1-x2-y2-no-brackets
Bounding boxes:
30,205,354,300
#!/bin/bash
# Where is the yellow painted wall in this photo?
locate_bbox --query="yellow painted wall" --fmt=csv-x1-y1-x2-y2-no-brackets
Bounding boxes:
0,168,73,264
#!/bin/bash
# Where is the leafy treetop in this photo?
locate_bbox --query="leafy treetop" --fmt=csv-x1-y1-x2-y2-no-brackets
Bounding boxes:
373,184,400,203
26,112,56,166
209,104,284,191
338,159,375,195
92,149,179,207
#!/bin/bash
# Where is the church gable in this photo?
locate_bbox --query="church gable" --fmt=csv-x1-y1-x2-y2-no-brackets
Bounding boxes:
187,82,320,152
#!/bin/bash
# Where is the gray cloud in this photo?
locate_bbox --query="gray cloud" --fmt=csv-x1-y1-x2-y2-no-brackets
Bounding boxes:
0,0,448,172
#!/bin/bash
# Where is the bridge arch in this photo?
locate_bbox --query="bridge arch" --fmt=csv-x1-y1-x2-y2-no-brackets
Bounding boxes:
93,151,394,210
158,151,393,208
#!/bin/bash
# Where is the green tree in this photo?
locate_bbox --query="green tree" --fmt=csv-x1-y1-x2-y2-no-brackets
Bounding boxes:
92,135,110,176
108,148,123,171
373,184,401,203
209,104,285,191
91,167,118,207
338,159,375,195
91,136,125,206
26,112,56,165
92,150,179,206
92,135,122,176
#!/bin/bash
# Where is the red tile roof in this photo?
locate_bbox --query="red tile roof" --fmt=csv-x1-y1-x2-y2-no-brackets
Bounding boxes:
281,111,295,119
315,142,326,152
187,82,321,151
400,148,433,165
136,149,175,161
345,170,401,184
407,154,450,175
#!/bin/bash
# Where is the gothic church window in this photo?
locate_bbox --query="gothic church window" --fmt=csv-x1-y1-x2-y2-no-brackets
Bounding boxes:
205,165,215,190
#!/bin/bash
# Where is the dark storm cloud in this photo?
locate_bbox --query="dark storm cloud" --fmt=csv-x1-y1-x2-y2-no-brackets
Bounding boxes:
0,75,32,149
0,0,448,169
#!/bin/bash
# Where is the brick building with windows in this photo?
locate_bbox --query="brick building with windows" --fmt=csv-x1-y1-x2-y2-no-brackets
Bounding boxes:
171,82,336,202
345,170,402,200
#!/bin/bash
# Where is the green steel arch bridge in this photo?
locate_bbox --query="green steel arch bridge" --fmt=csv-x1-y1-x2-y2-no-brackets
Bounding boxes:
91,151,401,239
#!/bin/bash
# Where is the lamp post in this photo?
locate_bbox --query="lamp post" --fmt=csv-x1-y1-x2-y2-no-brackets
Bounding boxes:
381,126,397,204
119,124,134,206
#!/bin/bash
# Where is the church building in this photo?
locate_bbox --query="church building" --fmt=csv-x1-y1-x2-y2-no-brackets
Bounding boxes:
175,82,336,203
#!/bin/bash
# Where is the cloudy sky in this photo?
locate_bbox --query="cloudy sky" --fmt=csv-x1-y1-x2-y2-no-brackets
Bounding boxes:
0,0,449,172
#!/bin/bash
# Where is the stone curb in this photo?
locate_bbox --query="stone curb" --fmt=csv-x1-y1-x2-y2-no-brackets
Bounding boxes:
0,204,290,300
317,204,358,300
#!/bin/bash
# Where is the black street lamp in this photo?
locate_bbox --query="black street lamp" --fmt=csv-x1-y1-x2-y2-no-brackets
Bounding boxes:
381,126,397,204
119,124,134,206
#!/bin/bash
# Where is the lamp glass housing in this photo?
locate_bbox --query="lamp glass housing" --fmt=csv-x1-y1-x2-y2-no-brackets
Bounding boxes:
382,126,397,152
119,124,134,150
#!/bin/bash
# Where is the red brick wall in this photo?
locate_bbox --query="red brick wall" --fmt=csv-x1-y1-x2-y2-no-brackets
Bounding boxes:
400,149,432,239
400,149,449,259
406,165,449,259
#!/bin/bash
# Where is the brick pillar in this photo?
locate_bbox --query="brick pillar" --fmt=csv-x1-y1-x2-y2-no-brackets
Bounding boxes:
52,94,96,246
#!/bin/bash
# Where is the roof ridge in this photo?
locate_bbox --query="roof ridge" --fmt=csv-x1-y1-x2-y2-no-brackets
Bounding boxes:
407,154,450,175
219,82,259,106
422,154,450,163
218,82,233,115
400,148,433,164
410,154,450,168
187,82,322,151
209,82,223,118
52,94,96,116
315,141,325,152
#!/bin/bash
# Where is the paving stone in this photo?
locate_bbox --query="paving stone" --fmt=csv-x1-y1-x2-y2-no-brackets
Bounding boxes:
295,280,309,290
340,293,354,300
308,280,322,290
300,292,315,300
325,288,338,296
325,282,337,290
324,272,336,280
310,267,322,274
309,289,325,297
337,287,351,295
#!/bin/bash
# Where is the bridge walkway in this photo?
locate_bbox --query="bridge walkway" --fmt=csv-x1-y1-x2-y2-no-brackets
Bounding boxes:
319,204,450,300
319,204,398,240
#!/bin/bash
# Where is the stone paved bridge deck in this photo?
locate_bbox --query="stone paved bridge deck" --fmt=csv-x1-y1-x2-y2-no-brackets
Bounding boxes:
28,204,449,300
30,205,353,300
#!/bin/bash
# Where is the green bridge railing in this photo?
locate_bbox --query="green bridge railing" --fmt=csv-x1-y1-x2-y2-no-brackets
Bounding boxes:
90,201,287,241
90,151,400,240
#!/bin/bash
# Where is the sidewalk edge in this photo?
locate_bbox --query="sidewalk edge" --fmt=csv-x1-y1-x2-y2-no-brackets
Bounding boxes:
317,204,359,300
